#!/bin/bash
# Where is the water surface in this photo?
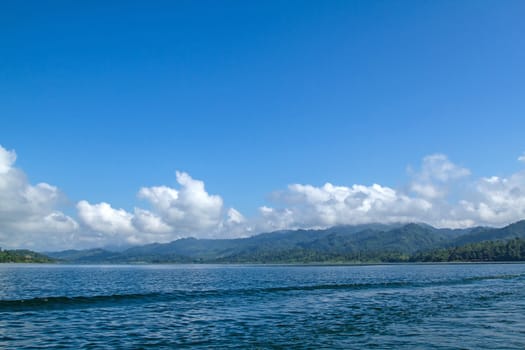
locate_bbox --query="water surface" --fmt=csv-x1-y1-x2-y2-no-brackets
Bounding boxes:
1,263,525,349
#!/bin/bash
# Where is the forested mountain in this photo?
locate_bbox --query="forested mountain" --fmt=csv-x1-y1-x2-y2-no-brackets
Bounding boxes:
452,220,525,246
0,249,55,263
47,249,121,263
45,221,525,264
411,238,525,262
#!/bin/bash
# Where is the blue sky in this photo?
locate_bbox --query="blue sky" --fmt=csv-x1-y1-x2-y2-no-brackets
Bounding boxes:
1,1,525,250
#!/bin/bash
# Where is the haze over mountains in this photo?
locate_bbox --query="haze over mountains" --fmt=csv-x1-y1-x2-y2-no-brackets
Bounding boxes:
46,220,525,264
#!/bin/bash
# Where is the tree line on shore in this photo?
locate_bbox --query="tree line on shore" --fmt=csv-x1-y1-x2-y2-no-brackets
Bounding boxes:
410,238,525,263
0,249,55,263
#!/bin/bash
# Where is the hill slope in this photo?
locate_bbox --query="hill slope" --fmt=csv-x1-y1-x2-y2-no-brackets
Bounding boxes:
452,220,525,246
46,220,525,264
0,249,55,263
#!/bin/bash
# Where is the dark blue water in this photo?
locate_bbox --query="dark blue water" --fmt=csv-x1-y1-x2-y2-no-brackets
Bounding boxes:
1,264,525,349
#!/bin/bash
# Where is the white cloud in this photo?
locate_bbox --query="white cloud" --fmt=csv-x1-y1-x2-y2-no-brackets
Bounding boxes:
518,153,525,163
75,171,244,245
257,182,433,231
137,186,182,221
227,208,245,224
418,154,470,181
77,201,136,235
132,208,172,234
258,154,525,231
0,145,79,250
409,154,470,199
138,171,224,232
3,143,525,251
0,146,16,174
457,172,525,226
75,202,180,246
256,206,296,231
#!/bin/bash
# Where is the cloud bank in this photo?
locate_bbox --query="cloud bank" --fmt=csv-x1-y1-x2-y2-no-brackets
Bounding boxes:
256,154,525,231
1,144,525,250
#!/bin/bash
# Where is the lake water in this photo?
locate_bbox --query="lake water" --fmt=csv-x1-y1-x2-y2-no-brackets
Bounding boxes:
1,263,525,349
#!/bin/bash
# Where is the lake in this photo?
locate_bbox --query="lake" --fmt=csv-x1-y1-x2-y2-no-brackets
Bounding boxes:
1,263,525,349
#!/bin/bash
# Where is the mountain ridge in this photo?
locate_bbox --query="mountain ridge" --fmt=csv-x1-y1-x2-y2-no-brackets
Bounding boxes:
45,220,525,263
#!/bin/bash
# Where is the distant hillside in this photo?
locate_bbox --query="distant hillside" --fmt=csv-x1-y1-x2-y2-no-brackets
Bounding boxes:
47,249,122,263
0,249,55,263
452,220,525,246
45,220,525,264
412,238,525,262
216,223,460,263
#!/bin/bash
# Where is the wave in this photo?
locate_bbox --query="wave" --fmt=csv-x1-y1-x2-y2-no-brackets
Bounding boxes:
1,273,522,312
0,292,168,311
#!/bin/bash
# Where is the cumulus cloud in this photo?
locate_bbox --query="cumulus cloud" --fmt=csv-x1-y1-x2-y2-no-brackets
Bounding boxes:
257,154,525,230
138,171,224,232
0,146,245,249
3,144,525,251
0,145,79,250
76,171,244,245
77,201,136,235
132,208,172,234
255,182,433,231
256,206,296,231
227,208,245,224
409,154,470,199
519,153,525,163
458,172,525,226
0,146,16,174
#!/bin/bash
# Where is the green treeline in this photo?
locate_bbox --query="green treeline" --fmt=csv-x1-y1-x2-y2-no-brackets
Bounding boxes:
216,249,410,264
0,249,55,263
218,239,525,264
410,238,525,262
4,239,525,264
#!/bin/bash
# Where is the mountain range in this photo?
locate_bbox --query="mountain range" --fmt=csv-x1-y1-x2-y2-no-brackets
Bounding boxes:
45,220,525,264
